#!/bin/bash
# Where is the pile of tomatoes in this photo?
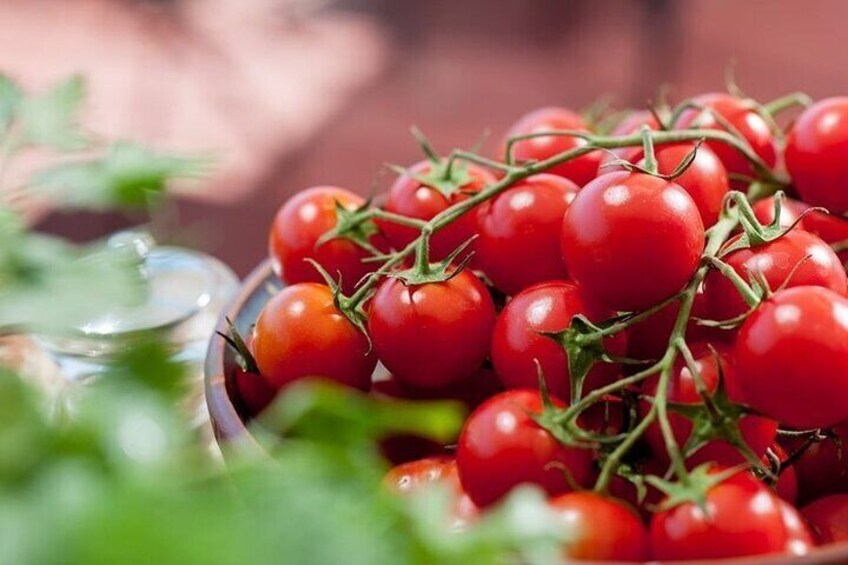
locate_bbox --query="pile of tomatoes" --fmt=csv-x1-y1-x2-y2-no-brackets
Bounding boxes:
231,92,848,562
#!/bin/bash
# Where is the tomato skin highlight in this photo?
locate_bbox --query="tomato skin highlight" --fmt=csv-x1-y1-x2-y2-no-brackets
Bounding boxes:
778,500,815,555
561,171,706,313
734,286,848,429
640,343,777,469
252,283,375,392
704,229,847,321
786,97,848,215
501,107,602,186
490,281,626,401
456,389,593,508
801,494,848,545
675,93,777,182
548,492,650,562
649,471,793,560
380,160,495,261
269,186,378,294
368,270,496,390
476,174,578,295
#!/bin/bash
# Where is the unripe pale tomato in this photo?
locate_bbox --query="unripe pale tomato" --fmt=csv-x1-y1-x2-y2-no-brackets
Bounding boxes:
561,171,705,312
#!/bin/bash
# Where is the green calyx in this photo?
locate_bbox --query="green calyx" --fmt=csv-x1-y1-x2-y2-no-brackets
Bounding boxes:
390,235,475,287
647,463,741,513
217,318,259,375
303,258,372,341
316,199,382,255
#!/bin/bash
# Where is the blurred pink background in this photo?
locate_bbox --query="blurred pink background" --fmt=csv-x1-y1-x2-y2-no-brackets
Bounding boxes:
5,0,847,275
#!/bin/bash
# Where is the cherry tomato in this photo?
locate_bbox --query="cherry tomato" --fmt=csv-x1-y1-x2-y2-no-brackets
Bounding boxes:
600,110,661,168
752,196,807,229
640,343,777,468
781,421,848,503
456,389,593,508
234,366,276,417
399,367,503,413
372,376,447,464
490,281,627,401
476,174,578,295
269,186,381,294
649,470,792,560
648,142,729,227
704,229,847,320
734,286,848,429
786,97,848,214
801,209,848,264
501,107,602,186
549,492,649,562
561,171,706,312
778,500,815,555
384,457,478,530
380,160,496,260
252,283,375,391
801,494,848,545
368,270,496,389
675,93,777,182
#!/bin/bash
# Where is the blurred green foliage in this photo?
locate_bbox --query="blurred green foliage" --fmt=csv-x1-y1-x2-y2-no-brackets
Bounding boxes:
0,75,565,564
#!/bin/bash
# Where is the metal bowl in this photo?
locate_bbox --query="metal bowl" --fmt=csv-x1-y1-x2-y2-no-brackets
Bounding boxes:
204,259,848,564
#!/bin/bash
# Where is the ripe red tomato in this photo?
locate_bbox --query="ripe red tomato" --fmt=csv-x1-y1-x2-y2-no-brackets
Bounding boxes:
704,229,847,320
801,208,848,263
778,500,815,555
234,366,276,417
801,494,848,545
786,97,848,214
734,286,848,429
456,389,593,508
501,107,602,186
548,492,649,562
368,270,496,389
781,421,848,503
752,196,807,229
649,142,729,227
476,174,579,295
675,93,778,182
561,171,706,312
649,470,793,560
490,281,627,401
380,160,496,260
600,110,661,168
269,186,381,294
640,343,777,468
383,457,478,530
252,283,375,391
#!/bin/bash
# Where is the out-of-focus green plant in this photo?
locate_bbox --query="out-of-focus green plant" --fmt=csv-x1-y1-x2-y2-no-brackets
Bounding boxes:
0,75,565,565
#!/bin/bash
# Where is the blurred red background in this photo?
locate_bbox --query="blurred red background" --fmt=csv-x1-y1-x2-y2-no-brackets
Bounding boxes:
5,0,846,275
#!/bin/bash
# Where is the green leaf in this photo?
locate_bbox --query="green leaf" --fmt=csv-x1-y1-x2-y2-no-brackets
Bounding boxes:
0,74,22,131
33,142,207,210
18,74,87,150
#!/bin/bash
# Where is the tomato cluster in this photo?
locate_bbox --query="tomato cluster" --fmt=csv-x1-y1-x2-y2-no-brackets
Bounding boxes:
231,91,848,562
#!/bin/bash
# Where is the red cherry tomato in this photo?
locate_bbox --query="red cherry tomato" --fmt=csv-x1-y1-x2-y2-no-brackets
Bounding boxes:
675,93,778,182
269,186,380,294
548,492,650,562
640,343,777,468
561,171,706,312
801,494,848,545
380,160,496,260
476,174,578,295
649,470,792,560
778,500,815,555
501,107,602,186
490,281,627,401
234,366,276,417
801,209,848,264
384,457,478,530
735,286,848,429
600,110,661,168
752,196,807,229
368,270,496,390
456,389,593,508
781,421,848,503
704,229,847,320
252,283,375,391
398,367,503,413
648,142,730,227
786,97,848,214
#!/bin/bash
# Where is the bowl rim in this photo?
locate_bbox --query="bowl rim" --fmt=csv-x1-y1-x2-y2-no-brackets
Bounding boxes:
203,260,848,564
